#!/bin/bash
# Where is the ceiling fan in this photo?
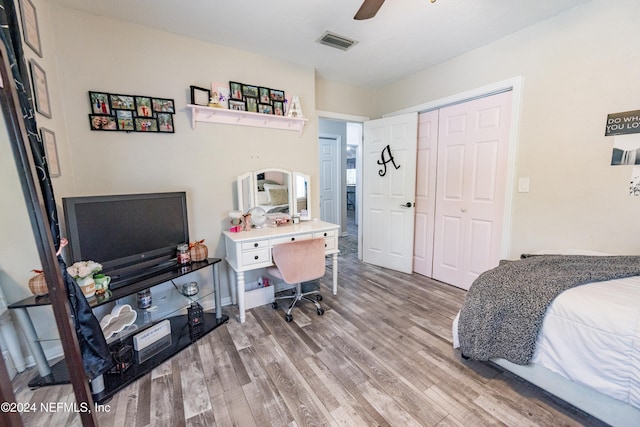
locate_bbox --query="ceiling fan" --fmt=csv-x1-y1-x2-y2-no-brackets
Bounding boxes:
354,0,436,20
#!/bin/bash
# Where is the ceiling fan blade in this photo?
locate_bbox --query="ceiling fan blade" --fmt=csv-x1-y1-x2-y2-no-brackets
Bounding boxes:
354,0,386,20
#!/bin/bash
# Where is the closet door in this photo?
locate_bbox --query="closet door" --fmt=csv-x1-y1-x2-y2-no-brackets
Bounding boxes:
413,110,439,276
431,91,512,289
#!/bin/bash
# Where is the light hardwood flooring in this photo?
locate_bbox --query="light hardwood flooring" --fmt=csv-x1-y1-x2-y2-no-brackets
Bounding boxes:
11,250,606,426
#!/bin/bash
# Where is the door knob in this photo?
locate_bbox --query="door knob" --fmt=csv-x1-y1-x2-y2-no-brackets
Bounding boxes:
461,208,467,212
401,202,413,208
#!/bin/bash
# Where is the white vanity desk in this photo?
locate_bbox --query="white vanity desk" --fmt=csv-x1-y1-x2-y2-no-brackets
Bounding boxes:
223,220,340,323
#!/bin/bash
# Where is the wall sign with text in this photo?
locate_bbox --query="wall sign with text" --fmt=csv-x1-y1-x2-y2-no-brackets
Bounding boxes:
605,109,640,136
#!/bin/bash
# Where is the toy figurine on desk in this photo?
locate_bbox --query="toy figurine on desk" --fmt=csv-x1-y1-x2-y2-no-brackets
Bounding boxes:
243,212,252,231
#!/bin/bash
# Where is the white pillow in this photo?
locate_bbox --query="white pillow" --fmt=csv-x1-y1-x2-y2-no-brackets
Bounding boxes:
263,183,286,191
257,191,270,205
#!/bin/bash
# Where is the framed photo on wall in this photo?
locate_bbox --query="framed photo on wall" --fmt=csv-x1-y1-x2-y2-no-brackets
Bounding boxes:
110,94,135,111
19,0,42,57
134,117,158,132
89,114,117,130
90,91,111,115
29,59,51,118
157,113,174,133
116,110,134,131
152,97,175,113
135,96,152,117
41,127,60,177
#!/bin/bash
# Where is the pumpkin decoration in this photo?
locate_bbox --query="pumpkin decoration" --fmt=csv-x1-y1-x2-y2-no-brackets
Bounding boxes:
28,270,48,296
189,239,209,262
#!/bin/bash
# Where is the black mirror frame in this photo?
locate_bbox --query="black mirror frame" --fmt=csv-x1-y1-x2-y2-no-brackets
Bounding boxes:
0,43,98,426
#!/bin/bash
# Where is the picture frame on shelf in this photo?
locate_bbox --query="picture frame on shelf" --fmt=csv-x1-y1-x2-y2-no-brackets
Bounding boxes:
258,87,270,104
89,91,111,115
229,99,246,111
134,117,158,132
135,96,153,117
110,94,135,111
157,113,175,133
210,82,230,108
89,114,117,131
29,59,51,118
19,0,42,57
116,110,134,131
190,85,210,106
40,127,60,177
152,97,175,113
242,84,258,98
273,100,284,116
246,97,258,113
259,104,273,115
270,89,285,102
229,81,243,100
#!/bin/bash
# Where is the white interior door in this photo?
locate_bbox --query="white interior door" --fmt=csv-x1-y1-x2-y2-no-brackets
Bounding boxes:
432,91,512,289
362,113,418,273
319,136,340,224
413,110,439,277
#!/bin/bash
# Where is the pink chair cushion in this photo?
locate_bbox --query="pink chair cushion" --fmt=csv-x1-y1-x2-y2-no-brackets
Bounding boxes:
269,238,326,284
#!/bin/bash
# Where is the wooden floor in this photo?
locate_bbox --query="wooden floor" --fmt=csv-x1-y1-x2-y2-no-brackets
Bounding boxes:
12,251,607,426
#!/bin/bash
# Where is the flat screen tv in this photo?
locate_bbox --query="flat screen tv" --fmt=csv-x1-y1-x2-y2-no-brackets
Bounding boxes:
63,192,189,289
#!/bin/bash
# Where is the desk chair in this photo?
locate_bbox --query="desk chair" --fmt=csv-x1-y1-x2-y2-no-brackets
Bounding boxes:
268,238,326,322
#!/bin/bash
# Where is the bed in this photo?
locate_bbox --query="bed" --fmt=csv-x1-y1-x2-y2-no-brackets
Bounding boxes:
452,252,640,426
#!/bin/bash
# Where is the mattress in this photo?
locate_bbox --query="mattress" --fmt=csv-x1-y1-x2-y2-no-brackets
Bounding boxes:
453,275,640,409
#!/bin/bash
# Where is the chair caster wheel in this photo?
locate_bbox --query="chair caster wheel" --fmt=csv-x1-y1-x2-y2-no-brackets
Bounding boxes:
272,302,278,309
285,314,293,322
316,295,323,301
317,308,325,316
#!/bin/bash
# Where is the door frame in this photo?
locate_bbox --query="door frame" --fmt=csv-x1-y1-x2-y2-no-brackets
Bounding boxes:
318,111,370,250
318,133,342,227
388,76,523,258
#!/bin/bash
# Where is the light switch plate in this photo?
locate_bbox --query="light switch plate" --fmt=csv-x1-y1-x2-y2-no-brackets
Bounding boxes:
518,177,530,193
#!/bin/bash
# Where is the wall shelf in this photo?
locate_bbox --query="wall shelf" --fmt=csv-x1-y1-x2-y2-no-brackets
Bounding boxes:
187,104,308,135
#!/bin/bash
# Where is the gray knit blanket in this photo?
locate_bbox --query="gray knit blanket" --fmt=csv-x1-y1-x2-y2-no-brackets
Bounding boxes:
457,255,640,365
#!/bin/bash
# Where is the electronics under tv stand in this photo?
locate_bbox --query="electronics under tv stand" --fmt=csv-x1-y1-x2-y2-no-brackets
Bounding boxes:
8,258,229,404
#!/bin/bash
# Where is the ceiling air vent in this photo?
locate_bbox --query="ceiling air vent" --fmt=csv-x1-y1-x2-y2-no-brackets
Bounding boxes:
316,31,358,51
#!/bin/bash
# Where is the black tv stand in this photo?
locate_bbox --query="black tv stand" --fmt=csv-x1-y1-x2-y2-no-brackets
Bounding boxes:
8,258,228,403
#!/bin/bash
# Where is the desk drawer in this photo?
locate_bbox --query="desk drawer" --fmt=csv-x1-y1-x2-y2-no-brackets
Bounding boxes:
313,230,337,239
241,240,269,250
314,230,337,251
271,233,313,246
242,248,271,266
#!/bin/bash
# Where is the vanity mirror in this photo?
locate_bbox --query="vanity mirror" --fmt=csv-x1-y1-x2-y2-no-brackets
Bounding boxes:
236,169,311,220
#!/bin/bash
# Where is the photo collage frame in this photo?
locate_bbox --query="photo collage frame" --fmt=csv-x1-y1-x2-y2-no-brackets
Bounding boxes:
88,91,175,133
228,81,286,116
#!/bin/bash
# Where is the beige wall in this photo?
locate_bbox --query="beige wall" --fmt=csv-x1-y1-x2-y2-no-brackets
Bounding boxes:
48,7,321,303
375,0,640,256
315,77,376,118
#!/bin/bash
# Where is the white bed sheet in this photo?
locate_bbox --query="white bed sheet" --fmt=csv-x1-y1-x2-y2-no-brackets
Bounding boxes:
453,275,640,409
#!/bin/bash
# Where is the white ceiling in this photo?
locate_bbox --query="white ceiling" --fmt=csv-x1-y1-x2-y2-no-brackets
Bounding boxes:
50,0,592,88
